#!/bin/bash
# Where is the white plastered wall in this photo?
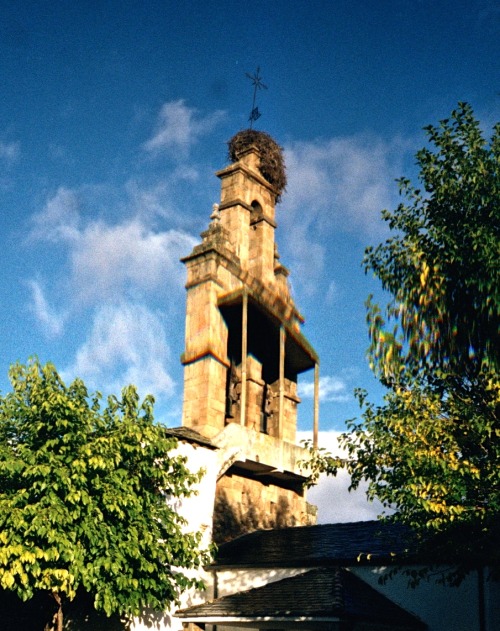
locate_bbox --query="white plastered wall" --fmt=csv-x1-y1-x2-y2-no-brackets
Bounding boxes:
352,565,500,631
130,440,219,631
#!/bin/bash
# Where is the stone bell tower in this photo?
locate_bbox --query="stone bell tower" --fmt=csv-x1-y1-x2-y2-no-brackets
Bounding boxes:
181,130,319,542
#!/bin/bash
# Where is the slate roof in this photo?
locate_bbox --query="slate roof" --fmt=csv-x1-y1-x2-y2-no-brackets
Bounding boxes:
213,520,417,568
164,426,217,449
177,566,427,629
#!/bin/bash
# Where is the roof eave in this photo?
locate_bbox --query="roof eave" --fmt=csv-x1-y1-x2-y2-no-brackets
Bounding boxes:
176,614,342,624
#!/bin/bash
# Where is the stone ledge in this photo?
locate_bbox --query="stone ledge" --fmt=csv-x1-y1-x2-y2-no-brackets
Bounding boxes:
213,422,311,483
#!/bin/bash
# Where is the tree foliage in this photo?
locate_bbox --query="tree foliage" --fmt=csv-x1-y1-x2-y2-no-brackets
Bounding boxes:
309,103,500,567
0,360,211,629
365,102,499,380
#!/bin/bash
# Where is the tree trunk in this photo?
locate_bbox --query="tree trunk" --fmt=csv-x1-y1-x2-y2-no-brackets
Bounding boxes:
54,592,63,631
45,592,63,631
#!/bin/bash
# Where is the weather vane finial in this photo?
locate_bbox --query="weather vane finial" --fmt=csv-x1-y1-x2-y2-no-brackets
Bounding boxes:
245,66,268,128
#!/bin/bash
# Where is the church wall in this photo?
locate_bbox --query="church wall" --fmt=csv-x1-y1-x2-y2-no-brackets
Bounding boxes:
180,133,319,601
183,274,228,361
216,567,309,599
248,218,275,284
182,255,232,436
201,565,500,631
352,566,500,631
130,440,218,631
213,472,315,545
182,358,228,438
219,203,249,266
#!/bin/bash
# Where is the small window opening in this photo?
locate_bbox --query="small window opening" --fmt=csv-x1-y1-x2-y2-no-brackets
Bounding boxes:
250,200,263,224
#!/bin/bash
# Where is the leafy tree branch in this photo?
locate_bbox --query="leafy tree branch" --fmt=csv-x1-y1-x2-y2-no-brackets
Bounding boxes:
307,103,499,572
0,359,212,630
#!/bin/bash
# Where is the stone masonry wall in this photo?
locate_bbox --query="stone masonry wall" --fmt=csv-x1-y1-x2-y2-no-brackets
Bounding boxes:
213,472,316,545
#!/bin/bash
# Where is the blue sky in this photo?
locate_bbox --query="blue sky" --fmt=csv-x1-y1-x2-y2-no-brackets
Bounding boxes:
1,0,498,450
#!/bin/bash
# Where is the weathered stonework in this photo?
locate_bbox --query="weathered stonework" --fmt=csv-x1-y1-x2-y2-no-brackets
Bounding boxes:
213,474,317,545
181,132,319,539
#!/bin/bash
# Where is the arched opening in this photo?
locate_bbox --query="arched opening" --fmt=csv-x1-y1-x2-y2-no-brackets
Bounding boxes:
250,200,263,225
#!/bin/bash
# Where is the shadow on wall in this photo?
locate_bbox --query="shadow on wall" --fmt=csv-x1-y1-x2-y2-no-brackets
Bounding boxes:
213,490,293,544
0,589,125,631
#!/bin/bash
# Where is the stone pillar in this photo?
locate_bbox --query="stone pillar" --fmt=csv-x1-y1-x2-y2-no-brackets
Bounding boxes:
281,379,300,444
240,291,248,426
248,204,276,285
278,325,285,440
245,355,265,433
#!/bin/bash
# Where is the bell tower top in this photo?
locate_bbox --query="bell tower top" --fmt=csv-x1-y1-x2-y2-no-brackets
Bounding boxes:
181,131,318,444
180,131,319,537
227,129,287,201
214,130,286,285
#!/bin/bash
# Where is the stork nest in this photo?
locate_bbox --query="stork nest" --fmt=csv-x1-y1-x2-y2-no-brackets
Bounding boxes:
227,129,287,201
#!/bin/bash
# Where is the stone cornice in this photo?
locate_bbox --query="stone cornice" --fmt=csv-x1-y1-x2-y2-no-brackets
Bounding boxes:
216,160,279,197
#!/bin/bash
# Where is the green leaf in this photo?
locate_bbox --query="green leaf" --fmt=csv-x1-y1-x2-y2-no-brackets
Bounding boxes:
310,104,500,576
0,359,212,624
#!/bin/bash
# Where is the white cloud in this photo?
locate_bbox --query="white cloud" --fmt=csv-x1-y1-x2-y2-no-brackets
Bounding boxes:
283,136,403,238
143,99,225,157
308,469,384,524
25,177,199,408
325,280,338,305
0,140,20,162
280,222,326,297
126,175,199,223
27,280,66,337
22,104,227,408
298,430,385,524
28,186,197,309
29,186,81,243
70,219,196,306
65,302,175,401
299,374,351,403
280,134,408,293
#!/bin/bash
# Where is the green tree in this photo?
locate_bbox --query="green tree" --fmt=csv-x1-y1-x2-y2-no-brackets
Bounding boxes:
0,359,211,630
309,103,500,568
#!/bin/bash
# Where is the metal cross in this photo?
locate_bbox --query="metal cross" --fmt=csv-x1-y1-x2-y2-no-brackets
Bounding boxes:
245,66,268,128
